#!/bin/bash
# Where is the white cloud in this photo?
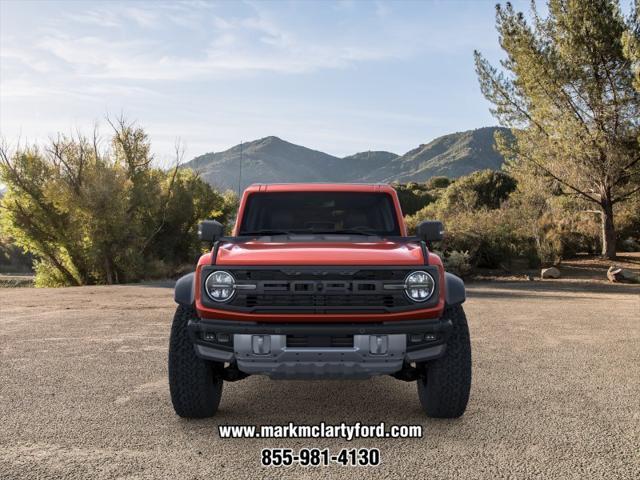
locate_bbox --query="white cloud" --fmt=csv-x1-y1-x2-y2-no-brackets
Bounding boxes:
65,5,160,29
5,4,406,83
2,0,493,92
65,9,123,28
122,7,159,28
0,0,500,161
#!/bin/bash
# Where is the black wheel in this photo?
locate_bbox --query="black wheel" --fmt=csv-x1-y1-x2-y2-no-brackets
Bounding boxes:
168,304,223,418
417,304,471,418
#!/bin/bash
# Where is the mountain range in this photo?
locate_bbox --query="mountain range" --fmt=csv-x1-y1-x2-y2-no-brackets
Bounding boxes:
182,126,511,191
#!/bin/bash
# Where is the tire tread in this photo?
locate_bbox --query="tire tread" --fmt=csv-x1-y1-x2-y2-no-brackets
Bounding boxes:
168,305,223,418
417,304,472,418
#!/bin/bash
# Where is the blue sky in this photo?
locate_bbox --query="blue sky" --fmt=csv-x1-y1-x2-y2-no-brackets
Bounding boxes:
0,0,529,164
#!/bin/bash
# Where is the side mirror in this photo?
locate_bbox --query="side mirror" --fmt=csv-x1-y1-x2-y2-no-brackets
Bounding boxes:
417,220,444,242
198,220,224,243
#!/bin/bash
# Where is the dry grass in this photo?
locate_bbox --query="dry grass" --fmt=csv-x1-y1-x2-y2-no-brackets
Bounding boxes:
472,251,640,283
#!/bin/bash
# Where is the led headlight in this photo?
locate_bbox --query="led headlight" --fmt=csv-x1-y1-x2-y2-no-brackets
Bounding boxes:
404,271,435,302
205,271,236,302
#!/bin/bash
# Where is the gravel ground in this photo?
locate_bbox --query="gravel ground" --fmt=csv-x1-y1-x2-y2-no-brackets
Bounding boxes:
1,281,638,479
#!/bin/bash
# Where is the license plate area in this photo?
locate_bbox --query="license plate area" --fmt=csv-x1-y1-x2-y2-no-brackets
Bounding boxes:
286,335,354,348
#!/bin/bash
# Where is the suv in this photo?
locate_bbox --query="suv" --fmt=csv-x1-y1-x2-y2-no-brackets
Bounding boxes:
169,184,471,418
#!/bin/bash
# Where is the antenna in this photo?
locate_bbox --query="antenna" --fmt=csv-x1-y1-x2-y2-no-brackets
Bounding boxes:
237,140,243,196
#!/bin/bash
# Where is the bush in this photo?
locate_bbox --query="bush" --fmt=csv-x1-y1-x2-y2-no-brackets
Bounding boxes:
0,237,32,273
438,170,517,212
0,121,238,286
409,206,539,270
616,194,640,248
444,208,538,269
33,258,75,288
406,171,539,270
393,182,437,215
425,176,451,189
434,250,473,278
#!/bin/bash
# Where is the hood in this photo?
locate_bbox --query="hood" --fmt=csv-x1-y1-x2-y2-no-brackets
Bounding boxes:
215,239,424,266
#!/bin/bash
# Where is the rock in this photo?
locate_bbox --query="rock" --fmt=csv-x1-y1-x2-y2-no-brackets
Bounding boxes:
607,266,639,283
541,267,561,279
607,267,623,282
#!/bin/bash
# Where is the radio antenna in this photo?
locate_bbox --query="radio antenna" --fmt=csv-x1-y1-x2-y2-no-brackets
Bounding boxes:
237,140,243,196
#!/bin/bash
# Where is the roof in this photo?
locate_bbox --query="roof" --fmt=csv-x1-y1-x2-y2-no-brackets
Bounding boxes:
245,183,396,193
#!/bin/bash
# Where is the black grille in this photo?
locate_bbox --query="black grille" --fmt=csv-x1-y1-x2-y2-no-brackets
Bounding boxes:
200,266,440,313
286,335,354,348
237,294,407,309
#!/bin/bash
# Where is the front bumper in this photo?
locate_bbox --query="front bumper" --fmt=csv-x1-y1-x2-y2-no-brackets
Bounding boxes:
188,318,451,379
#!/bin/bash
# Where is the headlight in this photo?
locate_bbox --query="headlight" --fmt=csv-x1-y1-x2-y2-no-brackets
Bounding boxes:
404,271,435,302
205,271,236,302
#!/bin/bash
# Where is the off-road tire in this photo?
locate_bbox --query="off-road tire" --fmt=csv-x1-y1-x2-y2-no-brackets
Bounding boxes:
417,304,471,418
168,304,223,418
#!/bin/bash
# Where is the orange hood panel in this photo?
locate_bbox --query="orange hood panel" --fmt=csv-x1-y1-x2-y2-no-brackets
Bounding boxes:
215,240,424,266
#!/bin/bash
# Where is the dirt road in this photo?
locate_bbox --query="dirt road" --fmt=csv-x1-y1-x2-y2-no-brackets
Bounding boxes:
1,281,638,479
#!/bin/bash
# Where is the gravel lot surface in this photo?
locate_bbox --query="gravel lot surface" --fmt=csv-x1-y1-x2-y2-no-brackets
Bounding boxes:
1,281,638,479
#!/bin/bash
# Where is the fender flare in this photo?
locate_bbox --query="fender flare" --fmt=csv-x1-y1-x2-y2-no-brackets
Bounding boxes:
174,272,195,306
445,272,466,305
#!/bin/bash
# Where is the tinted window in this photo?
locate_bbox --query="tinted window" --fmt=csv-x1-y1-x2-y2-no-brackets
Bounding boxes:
239,192,400,236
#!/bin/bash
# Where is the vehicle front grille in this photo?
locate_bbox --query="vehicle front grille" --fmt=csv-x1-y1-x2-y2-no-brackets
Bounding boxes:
200,266,439,313
231,269,412,311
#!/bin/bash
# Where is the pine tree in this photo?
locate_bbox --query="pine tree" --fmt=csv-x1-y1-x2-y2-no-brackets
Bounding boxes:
475,0,640,258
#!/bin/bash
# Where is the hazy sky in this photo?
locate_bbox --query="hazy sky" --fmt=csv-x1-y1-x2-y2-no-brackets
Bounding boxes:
0,0,529,164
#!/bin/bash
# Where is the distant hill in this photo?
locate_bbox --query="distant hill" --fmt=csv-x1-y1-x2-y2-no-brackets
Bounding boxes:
182,127,511,191
339,151,399,179
183,136,341,191
361,127,512,183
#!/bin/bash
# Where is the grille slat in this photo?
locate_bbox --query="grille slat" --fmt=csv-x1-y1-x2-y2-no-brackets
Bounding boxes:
241,294,407,308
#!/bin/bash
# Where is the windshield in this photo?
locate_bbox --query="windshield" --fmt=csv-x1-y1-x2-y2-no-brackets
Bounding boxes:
238,191,401,236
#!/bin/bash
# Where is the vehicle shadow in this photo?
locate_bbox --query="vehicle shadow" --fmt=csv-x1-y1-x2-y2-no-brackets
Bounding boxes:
175,376,454,428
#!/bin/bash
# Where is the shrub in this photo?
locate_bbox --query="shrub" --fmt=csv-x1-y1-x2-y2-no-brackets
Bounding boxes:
393,182,437,215
440,250,473,278
0,236,32,273
438,169,517,212
443,208,538,269
406,171,539,270
425,176,451,189
0,121,238,286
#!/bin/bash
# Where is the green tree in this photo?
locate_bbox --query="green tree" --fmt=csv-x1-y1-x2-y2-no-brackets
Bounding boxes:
0,120,235,286
475,0,640,258
623,2,640,92
425,176,451,190
439,170,517,211
393,182,436,215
